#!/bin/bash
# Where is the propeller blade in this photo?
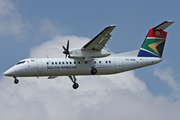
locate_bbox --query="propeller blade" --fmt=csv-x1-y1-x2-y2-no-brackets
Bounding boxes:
62,40,70,59
62,46,66,51
67,40,69,53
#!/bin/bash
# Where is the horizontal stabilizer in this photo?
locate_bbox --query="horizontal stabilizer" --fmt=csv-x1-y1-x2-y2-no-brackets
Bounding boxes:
154,21,174,30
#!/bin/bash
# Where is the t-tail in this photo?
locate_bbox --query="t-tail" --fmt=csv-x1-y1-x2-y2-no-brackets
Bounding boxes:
138,21,174,58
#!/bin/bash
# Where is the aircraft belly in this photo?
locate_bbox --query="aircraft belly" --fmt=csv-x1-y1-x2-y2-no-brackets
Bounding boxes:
42,69,117,76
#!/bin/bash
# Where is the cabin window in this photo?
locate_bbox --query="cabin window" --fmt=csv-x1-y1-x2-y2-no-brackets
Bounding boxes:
105,61,108,63
52,62,54,65
62,62,64,64
109,61,111,63
55,62,57,65
47,62,49,65
66,62,68,64
59,62,61,64
70,62,72,64
74,61,76,64
99,61,101,64
85,61,87,64
94,61,96,64
78,61,80,64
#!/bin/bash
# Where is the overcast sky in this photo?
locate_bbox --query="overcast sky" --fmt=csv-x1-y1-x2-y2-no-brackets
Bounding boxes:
1,0,180,120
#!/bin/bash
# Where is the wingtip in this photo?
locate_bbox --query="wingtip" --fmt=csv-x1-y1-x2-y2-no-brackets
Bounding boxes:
165,20,175,23
108,25,116,27
164,21,175,25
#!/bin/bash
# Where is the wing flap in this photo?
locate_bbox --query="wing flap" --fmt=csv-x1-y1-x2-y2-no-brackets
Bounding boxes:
94,34,111,50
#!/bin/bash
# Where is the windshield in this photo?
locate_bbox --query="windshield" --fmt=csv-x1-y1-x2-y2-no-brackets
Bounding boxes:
16,61,26,65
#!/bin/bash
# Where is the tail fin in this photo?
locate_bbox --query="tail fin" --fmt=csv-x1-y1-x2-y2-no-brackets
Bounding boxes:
138,21,174,58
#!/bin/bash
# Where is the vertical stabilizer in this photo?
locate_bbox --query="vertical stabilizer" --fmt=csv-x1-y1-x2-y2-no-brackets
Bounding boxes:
138,21,174,58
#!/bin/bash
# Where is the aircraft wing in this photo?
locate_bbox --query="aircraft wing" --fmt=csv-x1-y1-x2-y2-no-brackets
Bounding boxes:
82,25,116,51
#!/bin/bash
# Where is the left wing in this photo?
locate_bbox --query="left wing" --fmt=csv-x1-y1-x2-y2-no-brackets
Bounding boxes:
82,25,116,51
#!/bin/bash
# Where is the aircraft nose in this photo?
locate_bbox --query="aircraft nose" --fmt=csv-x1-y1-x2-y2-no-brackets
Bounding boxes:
4,67,16,76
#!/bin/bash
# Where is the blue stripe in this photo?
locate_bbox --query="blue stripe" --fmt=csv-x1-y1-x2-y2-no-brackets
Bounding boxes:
137,49,159,57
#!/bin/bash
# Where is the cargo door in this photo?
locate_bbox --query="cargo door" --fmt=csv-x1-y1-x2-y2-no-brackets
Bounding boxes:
114,58,123,69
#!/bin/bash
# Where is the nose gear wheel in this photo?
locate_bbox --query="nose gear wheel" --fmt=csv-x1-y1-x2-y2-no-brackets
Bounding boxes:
69,75,79,89
72,83,79,89
13,76,19,84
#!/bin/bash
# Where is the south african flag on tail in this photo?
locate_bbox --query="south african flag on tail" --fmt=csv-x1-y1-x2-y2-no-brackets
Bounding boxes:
138,21,174,58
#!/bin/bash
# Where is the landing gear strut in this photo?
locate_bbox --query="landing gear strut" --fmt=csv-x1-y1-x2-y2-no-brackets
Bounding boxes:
69,75,79,89
13,76,19,84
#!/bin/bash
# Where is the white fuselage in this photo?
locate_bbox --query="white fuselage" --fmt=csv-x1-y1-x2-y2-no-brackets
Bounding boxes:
3,21,173,89
4,54,162,77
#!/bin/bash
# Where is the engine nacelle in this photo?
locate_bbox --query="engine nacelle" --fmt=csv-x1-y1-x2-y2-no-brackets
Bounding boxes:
69,48,111,60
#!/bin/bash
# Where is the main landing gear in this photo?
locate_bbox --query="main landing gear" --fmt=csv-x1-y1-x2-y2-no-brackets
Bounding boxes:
13,76,19,84
91,67,97,75
87,60,97,75
69,75,79,89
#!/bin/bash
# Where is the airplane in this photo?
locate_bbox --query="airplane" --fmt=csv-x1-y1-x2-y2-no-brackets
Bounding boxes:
4,21,174,89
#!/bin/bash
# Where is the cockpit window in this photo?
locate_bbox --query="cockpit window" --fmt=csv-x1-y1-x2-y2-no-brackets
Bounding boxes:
16,61,26,65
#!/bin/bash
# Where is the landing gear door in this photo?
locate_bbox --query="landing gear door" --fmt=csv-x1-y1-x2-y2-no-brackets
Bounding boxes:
115,58,123,70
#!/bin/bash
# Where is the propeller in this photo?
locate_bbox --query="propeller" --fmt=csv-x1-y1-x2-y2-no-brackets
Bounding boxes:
62,40,70,59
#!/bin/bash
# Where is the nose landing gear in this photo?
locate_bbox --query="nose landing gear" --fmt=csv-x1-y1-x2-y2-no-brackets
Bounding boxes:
13,76,19,84
72,83,79,89
69,75,79,89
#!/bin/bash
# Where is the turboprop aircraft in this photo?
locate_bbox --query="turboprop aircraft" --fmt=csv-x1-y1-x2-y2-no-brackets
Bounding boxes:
4,21,174,89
